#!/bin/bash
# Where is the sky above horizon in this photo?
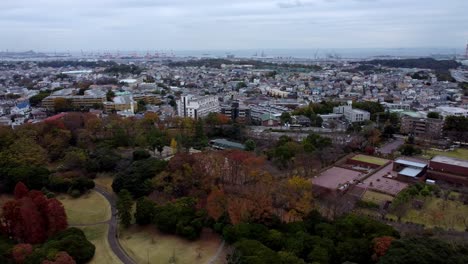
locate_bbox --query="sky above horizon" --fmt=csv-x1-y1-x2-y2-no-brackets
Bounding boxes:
0,0,467,51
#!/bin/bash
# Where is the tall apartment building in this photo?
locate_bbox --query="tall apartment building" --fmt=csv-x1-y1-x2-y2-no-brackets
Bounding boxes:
400,116,444,139
177,95,220,119
333,102,370,123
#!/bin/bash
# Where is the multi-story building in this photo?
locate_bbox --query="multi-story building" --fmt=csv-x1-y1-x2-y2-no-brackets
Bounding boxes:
220,102,251,123
435,106,468,119
103,95,137,113
333,102,370,123
177,95,220,119
400,116,444,139
42,89,106,111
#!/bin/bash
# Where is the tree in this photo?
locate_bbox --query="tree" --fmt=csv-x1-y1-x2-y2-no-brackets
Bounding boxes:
379,237,468,264
0,183,68,244
427,112,440,119
116,189,133,228
53,98,73,112
244,139,256,151
372,236,395,261
42,252,76,264
280,112,292,125
170,138,178,155
12,244,33,264
112,158,167,197
14,182,29,200
193,119,208,150
398,144,422,156
135,197,155,225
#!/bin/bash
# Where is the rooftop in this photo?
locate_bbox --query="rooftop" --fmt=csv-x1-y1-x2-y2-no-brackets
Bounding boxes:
399,167,423,178
395,159,427,169
313,167,362,189
431,155,468,168
351,154,389,166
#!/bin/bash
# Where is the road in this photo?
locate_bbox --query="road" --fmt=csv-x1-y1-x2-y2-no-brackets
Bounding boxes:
94,187,136,264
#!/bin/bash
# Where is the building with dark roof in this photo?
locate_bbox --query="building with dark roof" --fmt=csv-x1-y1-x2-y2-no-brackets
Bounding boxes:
209,139,245,150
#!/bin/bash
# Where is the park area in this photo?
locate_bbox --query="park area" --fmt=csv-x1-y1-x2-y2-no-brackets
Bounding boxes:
58,190,122,264
119,226,225,264
362,190,394,204
398,195,468,232
425,148,468,160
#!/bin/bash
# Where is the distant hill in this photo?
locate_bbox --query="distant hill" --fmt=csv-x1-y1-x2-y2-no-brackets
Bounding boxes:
365,58,461,71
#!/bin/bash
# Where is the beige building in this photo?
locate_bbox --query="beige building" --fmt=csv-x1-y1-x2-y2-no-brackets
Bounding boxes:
400,116,444,139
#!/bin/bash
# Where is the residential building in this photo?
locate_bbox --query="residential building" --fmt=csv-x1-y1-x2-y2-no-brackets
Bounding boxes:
177,95,220,119
333,102,370,123
400,116,445,139
42,89,106,111
435,106,468,118
220,102,251,123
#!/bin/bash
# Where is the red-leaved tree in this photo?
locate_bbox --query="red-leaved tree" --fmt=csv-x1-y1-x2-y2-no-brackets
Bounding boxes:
12,243,33,264
42,252,76,264
372,236,395,260
0,183,68,244
14,182,29,200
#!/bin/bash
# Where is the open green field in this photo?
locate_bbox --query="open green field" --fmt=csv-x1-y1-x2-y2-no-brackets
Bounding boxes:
351,154,389,166
120,226,225,264
57,191,111,225
59,190,121,264
426,148,468,160
81,224,123,264
400,196,468,231
362,190,394,204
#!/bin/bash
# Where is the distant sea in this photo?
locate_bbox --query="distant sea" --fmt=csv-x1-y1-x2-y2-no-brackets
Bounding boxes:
173,48,464,59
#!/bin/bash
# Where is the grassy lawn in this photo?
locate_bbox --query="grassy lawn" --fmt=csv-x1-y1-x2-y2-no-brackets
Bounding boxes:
119,226,225,264
58,190,111,225
94,173,115,194
351,154,389,166
80,224,122,264
426,148,468,160
362,190,394,204
398,196,468,231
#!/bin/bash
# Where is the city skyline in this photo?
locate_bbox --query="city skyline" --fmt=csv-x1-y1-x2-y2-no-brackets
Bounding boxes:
1,0,467,51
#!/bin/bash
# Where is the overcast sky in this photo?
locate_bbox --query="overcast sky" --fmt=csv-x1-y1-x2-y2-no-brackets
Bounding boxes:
0,0,467,51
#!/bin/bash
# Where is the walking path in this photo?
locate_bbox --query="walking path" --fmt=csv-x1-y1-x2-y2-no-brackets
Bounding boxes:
94,187,136,264
206,240,225,264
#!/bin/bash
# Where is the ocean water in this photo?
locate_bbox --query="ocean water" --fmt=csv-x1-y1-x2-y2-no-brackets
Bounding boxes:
173,47,464,59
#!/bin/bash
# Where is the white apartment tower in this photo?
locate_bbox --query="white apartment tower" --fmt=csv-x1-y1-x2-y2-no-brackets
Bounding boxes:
177,95,220,119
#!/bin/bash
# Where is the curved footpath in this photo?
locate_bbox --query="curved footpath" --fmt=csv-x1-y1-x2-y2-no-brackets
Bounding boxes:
94,187,136,264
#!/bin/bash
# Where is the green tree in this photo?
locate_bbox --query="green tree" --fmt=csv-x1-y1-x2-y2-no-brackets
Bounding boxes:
116,189,133,227
427,112,440,119
244,139,256,151
193,119,208,150
379,237,468,264
280,112,292,125
135,197,156,225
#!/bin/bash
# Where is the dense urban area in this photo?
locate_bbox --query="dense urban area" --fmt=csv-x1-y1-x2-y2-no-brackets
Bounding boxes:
1,52,468,264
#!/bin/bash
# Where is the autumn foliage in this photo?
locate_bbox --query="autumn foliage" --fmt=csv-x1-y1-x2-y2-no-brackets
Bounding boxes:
12,243,33,264
42,252,76,264
372,236,395,260
0,182,68,244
